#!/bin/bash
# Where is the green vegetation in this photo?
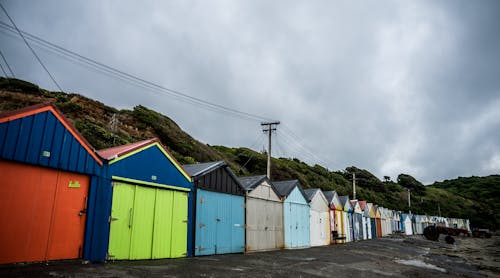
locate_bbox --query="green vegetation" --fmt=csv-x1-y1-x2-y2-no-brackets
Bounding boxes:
1,77,498,230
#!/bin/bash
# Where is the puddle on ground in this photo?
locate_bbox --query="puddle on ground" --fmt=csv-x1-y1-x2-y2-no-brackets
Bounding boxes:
394,259,446,273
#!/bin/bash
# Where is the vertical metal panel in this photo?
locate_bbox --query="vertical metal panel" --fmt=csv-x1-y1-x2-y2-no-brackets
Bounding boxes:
195,189,244,256
371,218,377,238
46,171,89,260
195,189,217,255
108,183,135,259
0,161,89,264
152,189,174,259
376,218,382,237
343,211,350,242
170,191,188,257
108,182,188,260
309,194,330,247
335,210,343,240
274,201,284,249
283,186,310,249
0,161,55,263
310,210,321,246
352,213,363,241
245,181,283,252
129,186,155,260
246,197,279,252
230,194,245,253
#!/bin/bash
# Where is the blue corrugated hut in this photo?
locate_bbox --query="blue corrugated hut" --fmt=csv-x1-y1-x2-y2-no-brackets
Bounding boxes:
274,180,310,249
183,161,246,256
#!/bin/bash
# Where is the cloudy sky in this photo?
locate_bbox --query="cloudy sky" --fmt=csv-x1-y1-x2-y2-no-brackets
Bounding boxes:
1,1,499,184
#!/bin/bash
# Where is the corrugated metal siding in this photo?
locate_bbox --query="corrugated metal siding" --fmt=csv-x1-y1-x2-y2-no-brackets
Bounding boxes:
352,213,363,241
195,189,244,256
0,111,101,175
0,107,110,263
0,161,89,264
105,144,194,259
371,218,377,238
246,197,283,252
193,166,244,196
283,187,310,249
107,182,188,260
309,195,330,247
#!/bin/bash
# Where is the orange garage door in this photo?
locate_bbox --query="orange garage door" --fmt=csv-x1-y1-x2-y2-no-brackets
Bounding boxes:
0,160,89,264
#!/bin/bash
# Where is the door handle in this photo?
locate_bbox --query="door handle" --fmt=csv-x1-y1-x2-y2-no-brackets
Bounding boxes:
129,208,133,228
79,196,88,216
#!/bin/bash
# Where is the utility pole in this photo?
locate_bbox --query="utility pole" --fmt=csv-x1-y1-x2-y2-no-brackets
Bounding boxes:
407,188,411,214
352,172,356,200
109,113,118,144
261,121,280,179
438,203,441,217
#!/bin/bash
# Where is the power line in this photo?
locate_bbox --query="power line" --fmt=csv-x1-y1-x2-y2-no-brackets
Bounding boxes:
0,4,63,92
239,133,266,171
0,61,8,77
0,20,274,123
281,123,339,167
0,49,14,77
0,19,341,171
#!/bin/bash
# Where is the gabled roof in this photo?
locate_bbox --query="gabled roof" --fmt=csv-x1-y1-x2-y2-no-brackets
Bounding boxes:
0,102,102,165
323,191,335,203
324,190,342,210
304,188,320,202
98,137,191,181
339,195,352,211
238,175,267,190
273,180,308,200
273,180,299,197
97,138,157,160
182,161,226,177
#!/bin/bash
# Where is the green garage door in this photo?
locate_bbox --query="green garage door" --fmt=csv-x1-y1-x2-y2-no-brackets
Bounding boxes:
108,182,188,260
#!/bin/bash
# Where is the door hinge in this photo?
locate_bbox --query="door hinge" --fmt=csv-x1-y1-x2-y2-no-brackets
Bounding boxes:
182,253,187,256
200,197,206,203
199,223,206,228
182,220,188,223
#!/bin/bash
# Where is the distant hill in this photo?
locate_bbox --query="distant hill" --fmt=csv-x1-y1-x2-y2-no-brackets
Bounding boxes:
429,176,500,230
1,77,497,230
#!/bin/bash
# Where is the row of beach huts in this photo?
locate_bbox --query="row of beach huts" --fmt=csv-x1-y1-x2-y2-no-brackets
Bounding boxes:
0,103,470,264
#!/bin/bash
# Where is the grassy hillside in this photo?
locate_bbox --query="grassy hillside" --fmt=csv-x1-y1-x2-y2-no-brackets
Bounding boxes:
1,77,497,230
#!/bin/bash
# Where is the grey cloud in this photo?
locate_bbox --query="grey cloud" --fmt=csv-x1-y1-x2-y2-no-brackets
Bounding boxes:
1,0,498,183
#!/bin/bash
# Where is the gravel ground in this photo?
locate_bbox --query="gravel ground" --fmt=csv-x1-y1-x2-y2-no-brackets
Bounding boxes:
1,234,498,277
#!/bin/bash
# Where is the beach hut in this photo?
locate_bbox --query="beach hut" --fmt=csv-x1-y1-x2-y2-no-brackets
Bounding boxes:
339,196,353,242
350,200,363,241
393,211,401,233
0,103,108,264
239,175,283,252
375,206,382,238
183,161,245,256
304,189,331,246
401,213,413,235
99,138,193,260
359,201,371,240
382,208,392,236
367,203,377,238
324,191,344,243
379,207,387,236
274,180,310,249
